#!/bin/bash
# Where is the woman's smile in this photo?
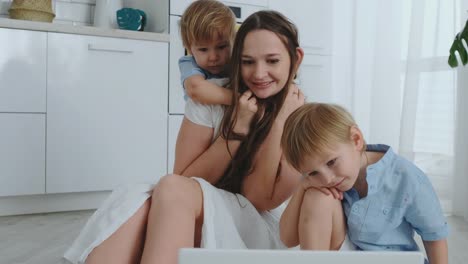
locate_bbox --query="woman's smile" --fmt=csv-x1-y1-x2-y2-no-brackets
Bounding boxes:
252,80,274,89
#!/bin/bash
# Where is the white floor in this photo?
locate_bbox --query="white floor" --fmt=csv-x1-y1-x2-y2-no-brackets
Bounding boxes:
0,211,467,264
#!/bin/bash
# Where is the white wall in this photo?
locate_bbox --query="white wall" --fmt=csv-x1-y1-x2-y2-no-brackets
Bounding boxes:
331,0,354,111
0,0,96,26
453,0,468,219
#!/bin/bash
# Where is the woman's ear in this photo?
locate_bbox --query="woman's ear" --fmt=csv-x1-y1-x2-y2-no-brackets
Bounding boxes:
349,126,365,151
294,47,304,74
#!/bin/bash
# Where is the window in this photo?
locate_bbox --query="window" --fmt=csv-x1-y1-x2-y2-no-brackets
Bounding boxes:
400,0,458,213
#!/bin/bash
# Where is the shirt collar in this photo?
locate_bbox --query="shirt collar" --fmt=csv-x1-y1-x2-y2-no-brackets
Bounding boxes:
364,144,396,195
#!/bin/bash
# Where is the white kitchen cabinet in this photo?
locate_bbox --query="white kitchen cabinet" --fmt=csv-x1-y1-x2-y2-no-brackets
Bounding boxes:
46,33,168,193
169,15,186,114
0,114,45,196
269,0,335,103
167,115,184,173
0,28,46,113
297,55,333,103
269,0,333,55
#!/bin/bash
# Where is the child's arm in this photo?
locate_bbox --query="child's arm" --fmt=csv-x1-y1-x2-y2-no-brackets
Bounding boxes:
404,166,449,264
423,239,448,264
279,184,306,247
184,75,233,105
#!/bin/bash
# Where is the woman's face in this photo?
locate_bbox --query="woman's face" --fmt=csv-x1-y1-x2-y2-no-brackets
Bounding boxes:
240,29,291,99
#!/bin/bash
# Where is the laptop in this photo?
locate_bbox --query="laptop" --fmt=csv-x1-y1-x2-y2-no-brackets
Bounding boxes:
179,248,425,264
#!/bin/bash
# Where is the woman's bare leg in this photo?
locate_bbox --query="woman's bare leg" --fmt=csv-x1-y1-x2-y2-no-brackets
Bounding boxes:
298,188,346,250
86,199,151,264
140,174,204,264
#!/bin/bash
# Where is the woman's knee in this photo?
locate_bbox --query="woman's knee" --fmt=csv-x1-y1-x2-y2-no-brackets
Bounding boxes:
301,188,346,235
152,174,188,200
152,174,203,215
302,188,342,213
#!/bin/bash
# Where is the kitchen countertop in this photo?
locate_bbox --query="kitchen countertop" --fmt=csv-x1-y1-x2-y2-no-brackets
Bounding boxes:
0,17,170,42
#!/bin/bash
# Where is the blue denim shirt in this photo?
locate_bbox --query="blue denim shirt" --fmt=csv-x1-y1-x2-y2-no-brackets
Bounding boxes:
343,144,449,252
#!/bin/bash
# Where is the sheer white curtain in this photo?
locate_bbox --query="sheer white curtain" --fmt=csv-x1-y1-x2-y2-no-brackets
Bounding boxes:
351,0,465,217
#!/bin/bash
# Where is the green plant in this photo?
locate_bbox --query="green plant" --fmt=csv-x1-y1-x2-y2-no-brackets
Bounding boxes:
448,19,468,68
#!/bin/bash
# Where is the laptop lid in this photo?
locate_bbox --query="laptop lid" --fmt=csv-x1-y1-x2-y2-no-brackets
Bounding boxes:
179,248,425,264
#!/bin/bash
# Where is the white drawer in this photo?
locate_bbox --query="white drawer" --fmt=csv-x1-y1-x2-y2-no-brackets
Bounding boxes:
0,28,46,113
0,114,46,196
46,33,168,193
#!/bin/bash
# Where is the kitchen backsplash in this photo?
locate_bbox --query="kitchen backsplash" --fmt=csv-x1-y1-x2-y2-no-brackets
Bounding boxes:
0,0,96,26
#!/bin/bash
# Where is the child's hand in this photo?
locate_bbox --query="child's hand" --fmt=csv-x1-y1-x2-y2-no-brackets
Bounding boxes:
277,84,305,124
301,176,343,200
233,90,258,134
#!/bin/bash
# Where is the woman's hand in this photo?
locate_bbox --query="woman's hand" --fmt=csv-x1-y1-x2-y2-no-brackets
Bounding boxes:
233,90,258,134
276,83,305,124
301,176,344,200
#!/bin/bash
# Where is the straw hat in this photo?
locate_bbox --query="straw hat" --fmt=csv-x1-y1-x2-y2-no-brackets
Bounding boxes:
9,0,55,23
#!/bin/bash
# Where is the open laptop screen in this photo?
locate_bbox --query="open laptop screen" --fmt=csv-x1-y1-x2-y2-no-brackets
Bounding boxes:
179,248,425,264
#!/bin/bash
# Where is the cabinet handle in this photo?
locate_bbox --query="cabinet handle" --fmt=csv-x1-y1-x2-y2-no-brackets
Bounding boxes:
70,0,96,4
303,46,324,50
88,44,134,54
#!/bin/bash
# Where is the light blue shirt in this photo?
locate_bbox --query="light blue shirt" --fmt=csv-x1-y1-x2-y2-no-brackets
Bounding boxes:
343,144,449,252
178,55,228,89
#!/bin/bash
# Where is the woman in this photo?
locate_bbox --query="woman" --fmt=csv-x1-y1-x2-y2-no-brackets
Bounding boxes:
64,10,323,264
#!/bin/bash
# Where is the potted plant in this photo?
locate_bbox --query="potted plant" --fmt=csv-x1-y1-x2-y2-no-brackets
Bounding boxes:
448,18,468,67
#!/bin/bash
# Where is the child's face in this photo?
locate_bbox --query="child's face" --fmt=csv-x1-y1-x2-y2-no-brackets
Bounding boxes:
240,29,291,99
189,36,231,75
298,141,363,192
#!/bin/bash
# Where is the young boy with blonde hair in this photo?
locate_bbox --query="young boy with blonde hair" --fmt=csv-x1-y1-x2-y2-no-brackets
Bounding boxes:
280,103,449,264
179,0,236,105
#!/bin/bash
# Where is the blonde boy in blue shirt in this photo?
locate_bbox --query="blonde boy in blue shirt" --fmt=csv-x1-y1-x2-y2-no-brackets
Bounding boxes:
178,0,236,105
280,103,449,264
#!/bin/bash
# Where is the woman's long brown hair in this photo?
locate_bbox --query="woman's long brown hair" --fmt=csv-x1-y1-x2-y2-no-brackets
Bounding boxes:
215,10,300,194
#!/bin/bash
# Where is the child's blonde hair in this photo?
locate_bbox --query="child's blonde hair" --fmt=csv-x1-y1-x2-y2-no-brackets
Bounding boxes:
281,103,363,171
180,0,236,50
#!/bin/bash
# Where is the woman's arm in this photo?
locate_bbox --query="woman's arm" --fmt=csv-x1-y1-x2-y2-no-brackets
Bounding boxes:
242,87,304,211
173,117,242,184
423,239,448,264
174,91,257,184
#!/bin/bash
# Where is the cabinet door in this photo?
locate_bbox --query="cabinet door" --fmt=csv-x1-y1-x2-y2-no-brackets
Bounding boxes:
297,55,333,103
269,0,333,55
47,33,168,193
169,15,186,114
167,115,184,173
0,114,45,196
0,28,46,113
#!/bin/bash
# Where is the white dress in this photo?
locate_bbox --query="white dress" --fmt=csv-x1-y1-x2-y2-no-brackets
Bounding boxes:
63,98,288,264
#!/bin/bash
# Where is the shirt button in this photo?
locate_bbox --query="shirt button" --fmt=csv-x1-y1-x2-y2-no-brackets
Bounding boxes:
352,207,358,213
383,208,389,215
